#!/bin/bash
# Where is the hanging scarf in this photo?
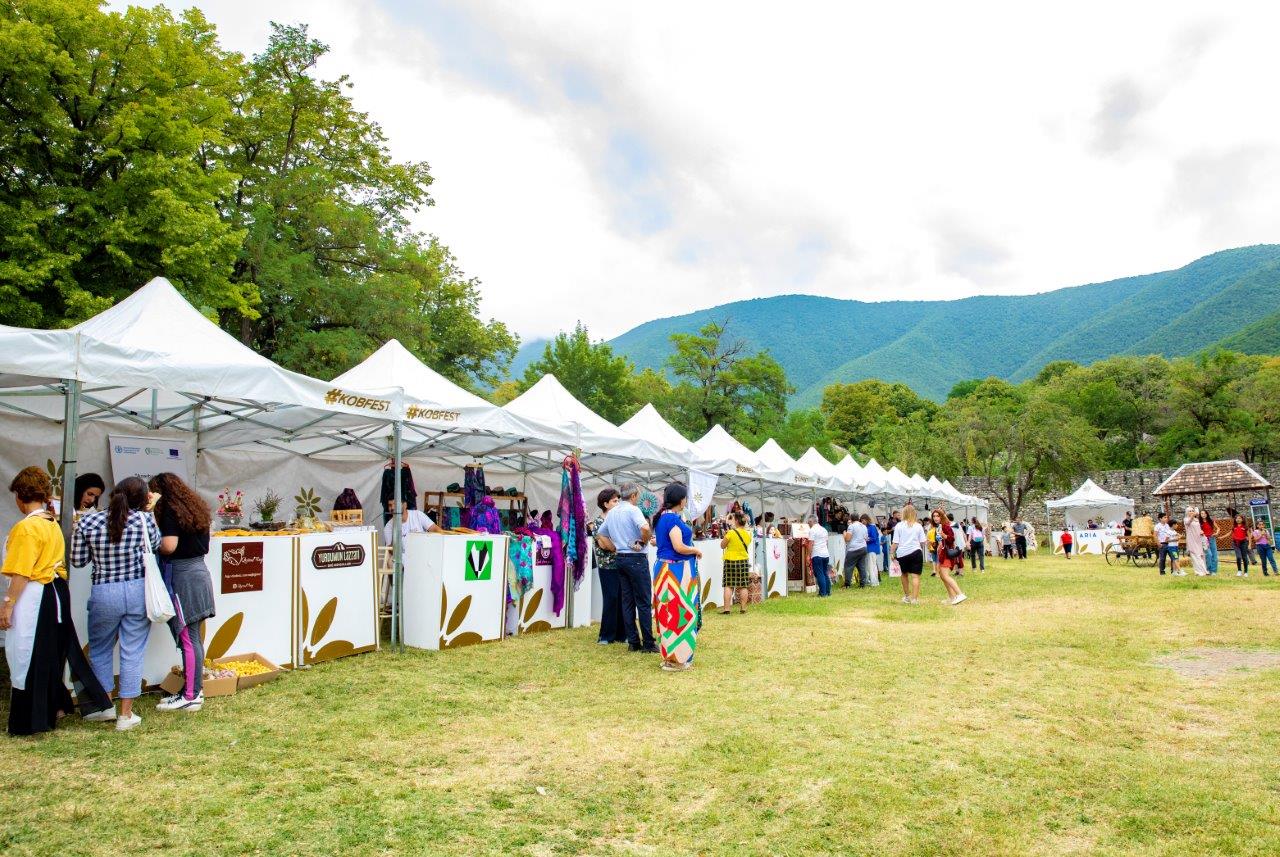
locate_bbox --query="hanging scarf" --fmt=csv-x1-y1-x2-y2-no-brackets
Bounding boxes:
556,455,588,592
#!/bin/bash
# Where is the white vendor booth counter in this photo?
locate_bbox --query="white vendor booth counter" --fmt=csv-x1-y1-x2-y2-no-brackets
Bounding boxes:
756,537,788,599
1051,528,1124,556
403,533,508,649
404,532,594,648
69,529,378,691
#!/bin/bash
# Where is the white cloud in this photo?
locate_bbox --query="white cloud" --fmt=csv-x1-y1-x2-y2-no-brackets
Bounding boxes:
125,1,1280,339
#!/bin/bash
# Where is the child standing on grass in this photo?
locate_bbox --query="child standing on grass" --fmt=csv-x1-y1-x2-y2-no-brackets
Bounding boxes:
1060,529,1073,559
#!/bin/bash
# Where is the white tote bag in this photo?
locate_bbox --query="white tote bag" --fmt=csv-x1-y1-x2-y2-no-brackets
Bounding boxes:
142,519,175,623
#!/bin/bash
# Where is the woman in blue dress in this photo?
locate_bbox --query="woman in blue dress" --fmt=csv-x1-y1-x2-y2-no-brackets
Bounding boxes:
651,484,702,672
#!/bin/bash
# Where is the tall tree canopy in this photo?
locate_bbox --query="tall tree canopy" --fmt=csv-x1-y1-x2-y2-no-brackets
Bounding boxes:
519,323,636,425
0,0,246,325
0,4,514,389
663,321,792,438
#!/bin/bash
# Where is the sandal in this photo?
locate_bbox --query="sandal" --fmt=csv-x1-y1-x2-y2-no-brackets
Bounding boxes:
720,609,731,615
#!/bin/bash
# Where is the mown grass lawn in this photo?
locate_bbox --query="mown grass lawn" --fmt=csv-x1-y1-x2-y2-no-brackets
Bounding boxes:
3,551,1280,856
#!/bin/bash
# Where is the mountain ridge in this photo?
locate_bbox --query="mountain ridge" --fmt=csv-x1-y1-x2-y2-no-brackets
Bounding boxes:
589,245,1280,403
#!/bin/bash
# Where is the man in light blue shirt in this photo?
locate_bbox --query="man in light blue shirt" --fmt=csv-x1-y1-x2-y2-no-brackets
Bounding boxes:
598,483,656,652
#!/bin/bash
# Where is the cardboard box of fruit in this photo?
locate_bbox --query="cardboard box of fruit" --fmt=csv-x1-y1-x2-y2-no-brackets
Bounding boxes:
159,666,237,698
215,652,283,690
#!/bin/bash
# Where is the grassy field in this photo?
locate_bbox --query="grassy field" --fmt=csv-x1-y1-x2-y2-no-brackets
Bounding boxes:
3,552,1280,856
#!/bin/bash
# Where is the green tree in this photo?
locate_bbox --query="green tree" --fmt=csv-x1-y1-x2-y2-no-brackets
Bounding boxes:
740,408,835,461
1039,355,1173,467
821,379,936,453
0,0,247,326
664,321,792,437
949,380,1101,519
521,323,635,424
215,23,512,384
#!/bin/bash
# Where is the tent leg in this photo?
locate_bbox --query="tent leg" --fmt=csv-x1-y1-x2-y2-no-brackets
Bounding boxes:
392,422,404,653
58,380,82,557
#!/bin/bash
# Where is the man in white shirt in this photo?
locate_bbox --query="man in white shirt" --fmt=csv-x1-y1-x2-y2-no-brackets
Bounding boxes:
843,516,869,587
383,506,437,546
1155,512,1183,576
597,483,657,652
807,515,831,597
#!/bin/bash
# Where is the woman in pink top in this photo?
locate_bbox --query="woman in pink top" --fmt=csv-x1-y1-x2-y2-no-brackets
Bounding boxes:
1252,521,1277,576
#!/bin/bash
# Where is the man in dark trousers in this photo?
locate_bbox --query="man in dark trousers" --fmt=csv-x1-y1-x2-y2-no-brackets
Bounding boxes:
1012,517,1028,560
597,483,658,652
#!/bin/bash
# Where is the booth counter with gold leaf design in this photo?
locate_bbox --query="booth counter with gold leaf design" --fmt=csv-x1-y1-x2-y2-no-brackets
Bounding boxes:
402,532,508,650
68,531,377,691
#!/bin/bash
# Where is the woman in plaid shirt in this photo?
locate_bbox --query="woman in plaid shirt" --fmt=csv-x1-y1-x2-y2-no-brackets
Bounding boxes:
71,476,160,731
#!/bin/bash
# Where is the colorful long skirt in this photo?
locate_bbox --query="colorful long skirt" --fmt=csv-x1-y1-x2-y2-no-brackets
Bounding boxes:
652,557,699,666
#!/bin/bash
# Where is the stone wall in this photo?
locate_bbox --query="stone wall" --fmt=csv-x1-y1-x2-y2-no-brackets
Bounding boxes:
957,462,1279,530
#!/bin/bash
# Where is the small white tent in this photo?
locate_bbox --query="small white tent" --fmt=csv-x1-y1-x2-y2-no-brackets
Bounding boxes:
1046,479,1135,529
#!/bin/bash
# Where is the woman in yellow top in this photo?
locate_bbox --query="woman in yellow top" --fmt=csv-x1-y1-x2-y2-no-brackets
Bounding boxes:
926,521,939,573
719,510,753,614
1,466,113,735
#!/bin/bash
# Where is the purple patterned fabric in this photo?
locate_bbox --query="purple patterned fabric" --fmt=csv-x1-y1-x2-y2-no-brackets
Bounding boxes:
556,455,588,589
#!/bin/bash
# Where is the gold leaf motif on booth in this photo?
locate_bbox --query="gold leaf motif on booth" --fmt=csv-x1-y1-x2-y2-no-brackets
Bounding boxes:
524,620,552,634
446,595,472,636
206,612,244,661
439,586,448,629
312,639,355,662
311,597,338,647
701,579,711,602
444,631,484,649
522,588,543,624
767,572,777,594
300,590,309,641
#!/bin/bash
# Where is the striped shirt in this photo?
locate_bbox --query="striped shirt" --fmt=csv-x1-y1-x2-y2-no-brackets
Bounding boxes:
71,509,160,585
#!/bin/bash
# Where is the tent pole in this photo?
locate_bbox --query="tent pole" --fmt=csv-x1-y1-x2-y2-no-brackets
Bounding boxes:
59,380,82,557
392,421,404,653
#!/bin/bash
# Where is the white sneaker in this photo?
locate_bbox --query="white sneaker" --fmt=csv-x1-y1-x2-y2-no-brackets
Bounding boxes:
1237,571,1244,577
156,693,203,712
949,593,968,606
115,713,142,731
83,706,116,723
901,596,911,604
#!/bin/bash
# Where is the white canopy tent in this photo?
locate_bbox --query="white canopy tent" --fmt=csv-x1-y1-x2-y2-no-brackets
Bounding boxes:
755,438,803,487
795,447,846,493
835,455,866,493
620,404,734,476
0,278,427,643
1046,479,1135,529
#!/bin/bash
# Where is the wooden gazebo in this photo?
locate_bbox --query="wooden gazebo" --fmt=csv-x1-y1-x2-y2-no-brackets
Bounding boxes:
1152,460,1272,514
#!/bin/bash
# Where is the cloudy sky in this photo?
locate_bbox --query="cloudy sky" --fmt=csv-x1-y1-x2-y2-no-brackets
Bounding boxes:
133,1,1280,341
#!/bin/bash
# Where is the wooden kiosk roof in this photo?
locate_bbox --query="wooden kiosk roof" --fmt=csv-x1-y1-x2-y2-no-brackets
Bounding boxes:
1152,460,1272,497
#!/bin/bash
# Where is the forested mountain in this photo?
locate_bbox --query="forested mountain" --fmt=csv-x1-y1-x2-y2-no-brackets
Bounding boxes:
591,245,1280,403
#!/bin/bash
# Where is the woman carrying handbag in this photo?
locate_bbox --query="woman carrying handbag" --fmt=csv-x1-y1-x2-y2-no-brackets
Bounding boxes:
71,476,161,731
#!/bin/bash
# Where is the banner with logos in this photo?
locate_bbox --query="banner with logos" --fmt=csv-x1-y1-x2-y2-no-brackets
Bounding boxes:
1052,527,1124,555
108,433,193,486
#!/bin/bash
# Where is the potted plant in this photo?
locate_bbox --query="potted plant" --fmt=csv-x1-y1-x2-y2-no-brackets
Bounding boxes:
253,490,283,530
217,489,244,528
294,487,321,524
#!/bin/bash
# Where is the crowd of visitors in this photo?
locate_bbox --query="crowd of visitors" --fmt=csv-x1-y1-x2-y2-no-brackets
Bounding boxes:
4,468,216,736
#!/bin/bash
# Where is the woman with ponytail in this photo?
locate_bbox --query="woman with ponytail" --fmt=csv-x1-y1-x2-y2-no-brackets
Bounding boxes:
651,483,702,672
71,476,160,731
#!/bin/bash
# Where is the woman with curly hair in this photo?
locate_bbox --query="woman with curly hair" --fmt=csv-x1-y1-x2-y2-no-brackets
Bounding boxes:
2,466,114,735
146,472,216,712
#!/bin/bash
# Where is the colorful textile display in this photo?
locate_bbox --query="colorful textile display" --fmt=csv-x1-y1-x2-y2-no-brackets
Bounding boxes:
652,557,699,666
506,535,534,604
638,490,660,521
463,464,486,527
556,456,588,588
526,525,567,615
469,496,503,535
379,464,416,521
